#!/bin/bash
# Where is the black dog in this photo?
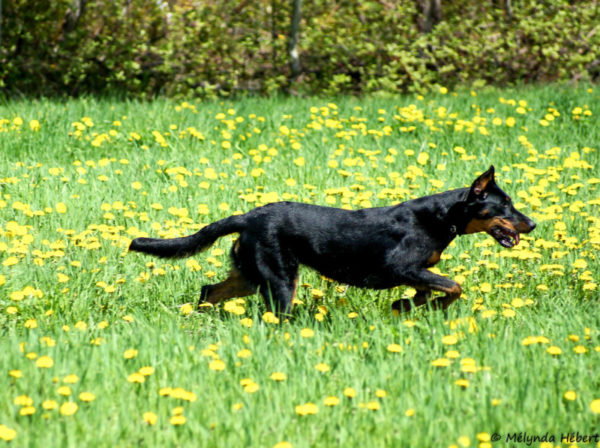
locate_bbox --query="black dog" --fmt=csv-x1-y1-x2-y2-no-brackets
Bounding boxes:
129,166,535,314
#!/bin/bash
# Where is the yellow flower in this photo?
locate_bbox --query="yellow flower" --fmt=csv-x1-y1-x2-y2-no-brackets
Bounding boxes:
180,303,193,315
170,415,186,425
3,256,19,266
273,442,292,448
139,366,155,376
35,356,54,368
324,396,340,406
343,387,356,398
42,400,58,410
127,373,145,383
131,181,142,190
63,374,79,384
79,392,96,402
262,312,280,324
208,359,226,371
300,328,314,338
431,358,451,367
366,401,380,411
590,399,600,414
55,202,67,213
405,408,415,417
563,391,576,401
123,349,138,359
315,363,330,373
546,346,562,356
0,424,17,441
57,386,72,396
29,119,40,131
295,402,318,416
237,349,252,359
59,402,78,416
387,344,403,353
441,335,458,345
455,379,470,388
270,372,287,382
143,411,158,425
19,406,36,416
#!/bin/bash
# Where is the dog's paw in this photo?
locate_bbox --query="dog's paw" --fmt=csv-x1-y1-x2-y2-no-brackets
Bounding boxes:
391,299,412,315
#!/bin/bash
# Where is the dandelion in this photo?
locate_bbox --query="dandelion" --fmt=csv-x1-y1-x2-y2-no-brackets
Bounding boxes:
208,359,226,371
0,425,17,442
42,400,58,410
431,358,451,367
79,392,96,402
294,403,318,416
170,415,186,425
123,349,138,359
546,346,562,356
35,355,54,368
139,366,155,376
343,388,356,398
143,411,158,425
127,373,145,383
270,372,287,382
262,312,280,324
300,328,314,338
563,391,576,401
387,344,403,353
441,335,458,345
590,399,600,414
59,402,78,416
315,363,330,373
57,386,72,396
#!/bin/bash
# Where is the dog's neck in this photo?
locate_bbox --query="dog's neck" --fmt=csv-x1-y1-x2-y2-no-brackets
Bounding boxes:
404,188,471,241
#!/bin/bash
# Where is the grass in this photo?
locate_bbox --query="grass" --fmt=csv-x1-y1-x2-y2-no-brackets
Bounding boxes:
1,84,600,447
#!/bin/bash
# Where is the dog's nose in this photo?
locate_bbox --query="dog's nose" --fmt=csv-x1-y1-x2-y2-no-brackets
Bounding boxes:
528,220,536,232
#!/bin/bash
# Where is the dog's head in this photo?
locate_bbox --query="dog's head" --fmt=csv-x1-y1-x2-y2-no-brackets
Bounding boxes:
461,166,536,248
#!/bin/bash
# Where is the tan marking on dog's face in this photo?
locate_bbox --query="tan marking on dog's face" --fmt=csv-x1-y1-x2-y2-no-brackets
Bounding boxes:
444,282,462,297
464,217,517,235
427,251,441,266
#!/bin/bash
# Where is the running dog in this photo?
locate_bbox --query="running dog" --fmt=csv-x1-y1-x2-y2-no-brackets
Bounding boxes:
129,166,535,314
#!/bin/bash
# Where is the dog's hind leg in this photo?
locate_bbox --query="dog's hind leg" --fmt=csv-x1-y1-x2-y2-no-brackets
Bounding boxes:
197,267,256,308
229,236,299,316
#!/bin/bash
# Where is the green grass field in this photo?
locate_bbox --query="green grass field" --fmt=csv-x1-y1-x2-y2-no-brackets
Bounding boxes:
1,85,599,447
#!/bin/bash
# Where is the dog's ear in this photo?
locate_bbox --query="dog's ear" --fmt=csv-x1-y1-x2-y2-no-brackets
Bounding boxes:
469,165,495,197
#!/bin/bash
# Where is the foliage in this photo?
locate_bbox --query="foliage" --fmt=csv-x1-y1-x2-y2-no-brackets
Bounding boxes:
1,0,599,97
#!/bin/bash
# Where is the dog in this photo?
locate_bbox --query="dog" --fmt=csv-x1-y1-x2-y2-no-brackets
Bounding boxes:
129,165,535,315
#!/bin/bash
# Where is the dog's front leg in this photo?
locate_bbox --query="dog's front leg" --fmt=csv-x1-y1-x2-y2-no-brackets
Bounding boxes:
391,288,431,313
403,269,463,311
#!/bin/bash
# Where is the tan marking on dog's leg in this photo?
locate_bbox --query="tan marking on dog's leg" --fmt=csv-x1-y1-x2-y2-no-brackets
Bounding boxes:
290,276,299,308
433,282,462,310
202,268,256,305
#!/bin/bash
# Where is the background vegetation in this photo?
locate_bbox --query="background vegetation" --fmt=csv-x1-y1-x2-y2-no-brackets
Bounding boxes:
1,0,599,97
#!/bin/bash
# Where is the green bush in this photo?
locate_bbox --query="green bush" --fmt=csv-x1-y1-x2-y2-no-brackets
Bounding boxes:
1,0,598,97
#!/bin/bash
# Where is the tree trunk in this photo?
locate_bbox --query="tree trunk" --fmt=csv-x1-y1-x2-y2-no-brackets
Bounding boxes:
288,0,302,81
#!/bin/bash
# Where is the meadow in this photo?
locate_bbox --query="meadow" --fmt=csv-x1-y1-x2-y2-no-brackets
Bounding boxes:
1,85,599,447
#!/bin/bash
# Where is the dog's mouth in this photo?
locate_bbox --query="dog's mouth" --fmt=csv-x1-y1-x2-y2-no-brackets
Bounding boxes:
489,225,520,248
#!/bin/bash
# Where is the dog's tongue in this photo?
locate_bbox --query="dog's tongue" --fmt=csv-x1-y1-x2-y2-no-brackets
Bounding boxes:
514,233,520,246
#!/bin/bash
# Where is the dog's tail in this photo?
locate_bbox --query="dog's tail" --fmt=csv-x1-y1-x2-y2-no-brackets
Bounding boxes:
129,214,246,258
